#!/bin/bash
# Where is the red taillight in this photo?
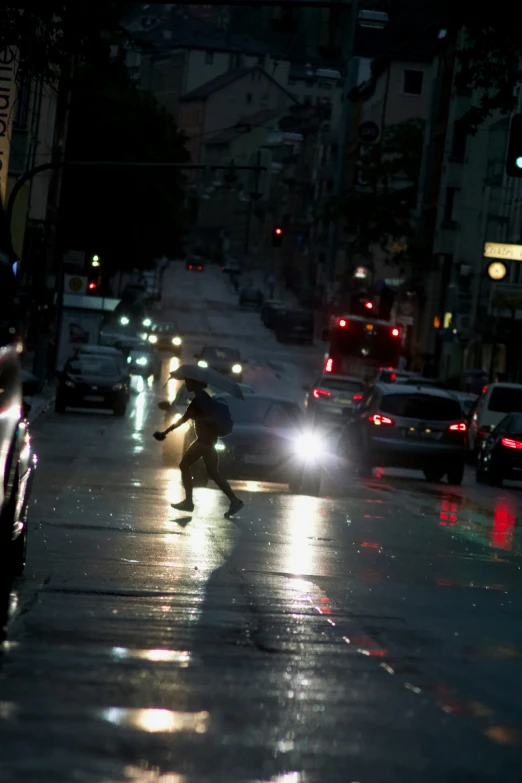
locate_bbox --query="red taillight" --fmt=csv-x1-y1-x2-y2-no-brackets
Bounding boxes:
391,328,400,337
365,302,373,310
449,422,467,432
353,394,363,401
369,414,394,426
338,318,347,328
325,358,333,373
391,372,397,382
189,265,193,270
482,385,487,394
198,265,203,271
313,388,332,399
501,437,522,449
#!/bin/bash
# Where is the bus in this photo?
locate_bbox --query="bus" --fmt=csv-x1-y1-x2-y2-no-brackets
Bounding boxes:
324,314,402,382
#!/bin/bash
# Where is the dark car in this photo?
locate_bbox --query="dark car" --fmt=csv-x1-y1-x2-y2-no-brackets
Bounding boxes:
186,256,204,271
195,345,244,383
147,321,183,355
261,299,285,329
127,344,162,380
339,383,467,484
55,355,129,415
275,310,314,344
305,374,365,423
476,412,522,486
180,394,325,494
239,287,264,309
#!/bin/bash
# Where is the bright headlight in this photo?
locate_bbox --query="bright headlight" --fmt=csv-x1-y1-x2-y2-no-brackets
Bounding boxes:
172,336,182,346
232,363,242,374
120,316,130,326
142,318,152,327
148,334,158,344
215,441,226,451
198,360,208,368
136,357,148,366
293,432,326,458
126,356,131,364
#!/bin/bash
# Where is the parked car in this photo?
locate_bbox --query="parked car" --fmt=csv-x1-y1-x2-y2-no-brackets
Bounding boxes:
239,287,264,309
469,383,522,456
195,345,244,382
55,355,129,415
127,344,162,380
339,383,467,484
261,300,286,329
147,321,183,355
305,374,365,423
376,368,422,384
186,256,204,271
275,310,314,344
476,412,522,486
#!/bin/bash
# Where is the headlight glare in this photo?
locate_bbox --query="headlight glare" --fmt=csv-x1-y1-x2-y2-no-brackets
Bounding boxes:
232,363,242,374
148,335,158,344
136,357,148,366
293,432,326,459
172,336,182,346
215,441,226,451
120,316,130,326
142,318,152,327
198,360,208,368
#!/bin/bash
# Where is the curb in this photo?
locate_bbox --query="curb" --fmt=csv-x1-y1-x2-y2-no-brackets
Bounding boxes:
28,392,56,424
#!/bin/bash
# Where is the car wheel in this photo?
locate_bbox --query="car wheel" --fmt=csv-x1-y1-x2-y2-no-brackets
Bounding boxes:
423,468,444,482
447,462,465,485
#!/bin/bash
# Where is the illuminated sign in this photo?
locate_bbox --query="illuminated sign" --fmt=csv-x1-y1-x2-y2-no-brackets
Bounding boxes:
487,262,507,281
484,242,522,260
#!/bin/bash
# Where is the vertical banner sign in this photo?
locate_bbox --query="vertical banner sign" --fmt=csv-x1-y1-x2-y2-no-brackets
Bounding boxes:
0,47,18,206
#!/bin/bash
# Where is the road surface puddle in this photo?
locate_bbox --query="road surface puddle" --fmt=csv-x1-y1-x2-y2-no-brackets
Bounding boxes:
101,707,209,734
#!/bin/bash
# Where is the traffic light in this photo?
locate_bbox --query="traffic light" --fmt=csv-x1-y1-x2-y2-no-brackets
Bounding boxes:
87,281,98,294
506,114,522,177
272,227,283,248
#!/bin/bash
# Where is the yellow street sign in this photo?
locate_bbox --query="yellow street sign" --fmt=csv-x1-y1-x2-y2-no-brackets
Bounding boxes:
484,242,522,261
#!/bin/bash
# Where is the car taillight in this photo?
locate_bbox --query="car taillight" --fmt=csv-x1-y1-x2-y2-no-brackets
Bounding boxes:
353,394,363,401
391,328,400,337
198,265,203,271
501,437,522,449
313,388,332,399
325,358,333,373
369,414,394,426
448,422,467,432
338,318,348,328
189,265,193,269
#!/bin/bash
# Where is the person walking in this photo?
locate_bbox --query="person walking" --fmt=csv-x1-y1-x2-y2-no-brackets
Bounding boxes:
153,378,244,518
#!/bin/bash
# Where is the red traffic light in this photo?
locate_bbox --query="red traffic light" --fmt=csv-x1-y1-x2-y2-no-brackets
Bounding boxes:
391,327,400,337
275,227,282,235
88,282,97,290
272,226,283,247
364,301,373,310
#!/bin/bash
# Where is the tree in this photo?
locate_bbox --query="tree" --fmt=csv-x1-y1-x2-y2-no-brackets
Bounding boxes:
60,59,189,270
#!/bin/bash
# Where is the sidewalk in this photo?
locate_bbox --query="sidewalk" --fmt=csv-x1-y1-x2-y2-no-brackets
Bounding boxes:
27,384,55,424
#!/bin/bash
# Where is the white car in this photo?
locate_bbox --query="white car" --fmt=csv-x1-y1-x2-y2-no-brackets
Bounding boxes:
469,382,522,455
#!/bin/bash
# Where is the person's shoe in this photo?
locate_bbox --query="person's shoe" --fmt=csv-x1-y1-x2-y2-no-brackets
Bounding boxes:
225,498,244,518
171,500,194,513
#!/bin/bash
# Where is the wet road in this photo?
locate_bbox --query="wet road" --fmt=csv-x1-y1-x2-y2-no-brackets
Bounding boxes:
1,265,522,781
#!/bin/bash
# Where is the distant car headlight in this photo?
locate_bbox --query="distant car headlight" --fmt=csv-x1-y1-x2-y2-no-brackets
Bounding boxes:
293,432,326,459
112,383,124,391
142,318,152,327
148,334,158,344
135,357,149,366
65,380,76,388
120,316,130,326
198,360,209,368
172,336,182,346
126,356,132,364
215,441,226,451
232,363,242,374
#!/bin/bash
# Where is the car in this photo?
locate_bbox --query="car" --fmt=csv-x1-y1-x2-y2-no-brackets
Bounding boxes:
339,383,467,484
239,287,264,309
261,299,286,329
305,374,365,423
453,391,479,420
403,377,447,389
476,412,522,486
469,382,522,456
275,310,314,344
186,256,204,271
127,343,162,380
147,322,183,355
55,355,129,415
195,346,244,383
177,394,325,494
376,368,422,384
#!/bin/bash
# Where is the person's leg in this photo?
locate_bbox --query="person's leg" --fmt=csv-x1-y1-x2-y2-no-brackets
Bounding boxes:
173,441,204,511
201,446,237,501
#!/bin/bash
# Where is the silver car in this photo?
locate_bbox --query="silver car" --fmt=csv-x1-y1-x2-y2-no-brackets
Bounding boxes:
305,374,365,423
340,383,467,484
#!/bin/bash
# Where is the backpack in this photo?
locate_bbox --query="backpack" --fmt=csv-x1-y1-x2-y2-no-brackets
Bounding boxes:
209,398,233,437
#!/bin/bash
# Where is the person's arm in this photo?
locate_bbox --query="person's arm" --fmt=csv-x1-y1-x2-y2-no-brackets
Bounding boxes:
164,411,189,435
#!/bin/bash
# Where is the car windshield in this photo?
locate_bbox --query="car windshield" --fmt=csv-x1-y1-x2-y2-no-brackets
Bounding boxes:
508,413,522,431
488,387,522,413
67,358,120,377
320,378,364,392
225,398,302,427
380,394,462,421
155,323,176,333
202,347,240,361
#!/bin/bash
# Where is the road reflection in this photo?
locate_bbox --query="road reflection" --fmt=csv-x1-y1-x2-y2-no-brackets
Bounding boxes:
491,497,516,551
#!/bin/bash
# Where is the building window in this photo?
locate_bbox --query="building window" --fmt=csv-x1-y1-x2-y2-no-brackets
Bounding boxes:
205,51,214,65
246,92,252,104
403,69,423,95
443,187,457,224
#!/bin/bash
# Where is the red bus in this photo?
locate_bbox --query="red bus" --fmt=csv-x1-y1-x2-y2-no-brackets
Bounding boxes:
324,314,401,382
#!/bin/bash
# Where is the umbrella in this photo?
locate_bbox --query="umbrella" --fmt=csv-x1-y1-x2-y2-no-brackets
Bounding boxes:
169,364,244,399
